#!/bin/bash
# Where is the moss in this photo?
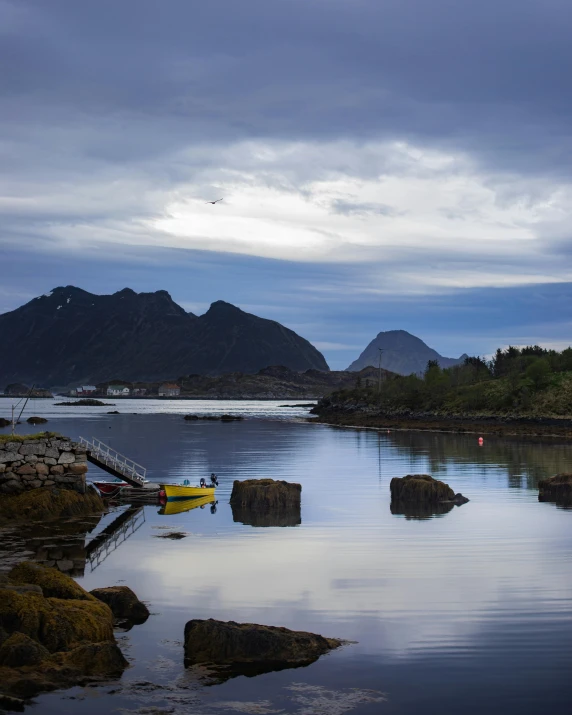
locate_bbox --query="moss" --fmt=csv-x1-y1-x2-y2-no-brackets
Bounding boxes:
0,632,50,667
0,588,113,653
0,566,133,699
0,432,61,445
538,473,572,503
389,474,456,503
230,479,301,510
0,486,104,526
8,562,94,601
184,618,342,669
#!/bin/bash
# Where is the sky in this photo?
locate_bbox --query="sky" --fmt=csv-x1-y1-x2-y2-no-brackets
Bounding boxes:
2,0,572,369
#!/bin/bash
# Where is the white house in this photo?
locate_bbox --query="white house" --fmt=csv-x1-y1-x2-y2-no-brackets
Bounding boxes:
107,385,131,397
158,383,180,397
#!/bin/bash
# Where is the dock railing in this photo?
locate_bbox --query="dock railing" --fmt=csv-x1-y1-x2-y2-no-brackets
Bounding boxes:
79,436,147,486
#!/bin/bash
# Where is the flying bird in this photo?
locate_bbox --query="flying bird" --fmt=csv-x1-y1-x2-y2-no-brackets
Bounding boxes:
206,198,223,204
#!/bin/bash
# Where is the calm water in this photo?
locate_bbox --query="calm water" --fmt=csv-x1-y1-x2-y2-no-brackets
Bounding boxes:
1,401,571,715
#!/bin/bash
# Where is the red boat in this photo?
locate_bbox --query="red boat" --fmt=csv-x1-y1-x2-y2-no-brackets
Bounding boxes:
93,480,130,497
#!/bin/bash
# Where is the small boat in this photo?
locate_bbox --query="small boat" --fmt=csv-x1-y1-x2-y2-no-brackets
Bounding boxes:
159,495,217,515
161,483,216,500
93,480,129,496
161,474,218,501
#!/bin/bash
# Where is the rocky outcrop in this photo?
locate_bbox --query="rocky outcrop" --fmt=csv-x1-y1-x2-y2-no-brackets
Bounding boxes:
0,435,88,497
0,418,10,428
184,619,342,670
538,473,572,504
230,479,302,511
26,417,48,425
90,586,149,625
0,486,104,527
0,564,131,699
389,474,468,507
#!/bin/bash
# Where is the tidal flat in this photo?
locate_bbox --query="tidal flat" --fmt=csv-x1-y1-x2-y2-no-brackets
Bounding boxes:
0,399,571,714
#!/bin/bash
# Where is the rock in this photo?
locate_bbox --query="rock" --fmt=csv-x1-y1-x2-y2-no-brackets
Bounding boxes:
184,414,199,420
220,415,244,421
57,452,75,465
9,562,93,600
107,410,120,414
90,586,150,624
56,641,128,676
538,473,572,503
35,463,49,476
43,458,57,466
26,417,48,425
0,486,104,526
184,619,342,669
0,566,130,700
0,418,11,428
66,463,88,475
0,464,5,473
389,474,468,506
50,465,64,475
29,480,43,489
18,443,46,457
0,452,19,464
24,455,39,464
0,633,50,668
230,479,302,511
44,448,59,459
15,465,36,476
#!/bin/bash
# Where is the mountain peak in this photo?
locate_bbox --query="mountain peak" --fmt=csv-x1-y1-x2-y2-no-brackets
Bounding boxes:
206,300,244,315
347,329,466,375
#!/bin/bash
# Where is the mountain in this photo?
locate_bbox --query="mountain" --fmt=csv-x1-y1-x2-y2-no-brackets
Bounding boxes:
0,287,329,387
346,330,467,375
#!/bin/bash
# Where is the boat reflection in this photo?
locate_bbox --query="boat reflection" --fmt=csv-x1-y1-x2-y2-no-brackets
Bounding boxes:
158,495,218,515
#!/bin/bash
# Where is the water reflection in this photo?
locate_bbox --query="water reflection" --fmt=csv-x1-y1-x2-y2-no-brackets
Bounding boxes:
231,502,301,527
389,500,455,520
159,496,218,516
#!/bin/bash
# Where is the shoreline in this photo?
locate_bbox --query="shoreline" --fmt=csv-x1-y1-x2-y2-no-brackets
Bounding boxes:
310,412,572,440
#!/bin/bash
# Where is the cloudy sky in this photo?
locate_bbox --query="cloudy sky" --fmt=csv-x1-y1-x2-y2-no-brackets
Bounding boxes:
2,0,572,369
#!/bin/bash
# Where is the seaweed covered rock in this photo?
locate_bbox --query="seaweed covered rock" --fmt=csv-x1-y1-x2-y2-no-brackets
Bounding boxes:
0,486,104,526
230,478,301,511
184,618,342,669
8,562,93,601
390,474,468,505
538,473,572,504
90,586,150,624
26,417,48,425
0,565,133,699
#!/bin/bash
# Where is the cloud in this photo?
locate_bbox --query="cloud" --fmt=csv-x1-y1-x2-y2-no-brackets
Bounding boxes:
3,0,572,365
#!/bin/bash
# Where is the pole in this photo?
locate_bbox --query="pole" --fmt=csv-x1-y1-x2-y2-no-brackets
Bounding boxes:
378,348,384,393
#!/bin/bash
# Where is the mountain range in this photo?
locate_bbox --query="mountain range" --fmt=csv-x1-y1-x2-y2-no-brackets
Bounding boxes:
0,287,329,387
346,330,467,375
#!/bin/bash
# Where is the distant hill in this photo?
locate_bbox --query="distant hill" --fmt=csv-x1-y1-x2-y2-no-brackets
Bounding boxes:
346,330,467,375
0,287,329,387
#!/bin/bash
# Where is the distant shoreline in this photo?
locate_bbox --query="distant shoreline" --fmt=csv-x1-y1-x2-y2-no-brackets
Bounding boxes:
310,411,572,439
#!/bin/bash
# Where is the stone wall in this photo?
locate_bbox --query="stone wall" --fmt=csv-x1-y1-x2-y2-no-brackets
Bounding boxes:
0,437,88,495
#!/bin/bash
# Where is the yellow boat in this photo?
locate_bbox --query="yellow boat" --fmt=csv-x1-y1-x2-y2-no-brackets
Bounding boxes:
159,495,216,515
161,483,216,500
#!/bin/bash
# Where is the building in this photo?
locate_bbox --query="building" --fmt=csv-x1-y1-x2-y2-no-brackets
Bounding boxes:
132,387,147,396
107,385,131,397
158,383,180,397
77,385,96,396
